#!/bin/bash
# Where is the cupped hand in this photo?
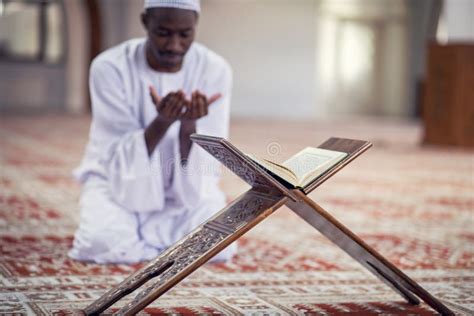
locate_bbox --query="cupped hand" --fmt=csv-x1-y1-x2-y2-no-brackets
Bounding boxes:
149,86,187,123
180,90,221,121
149,86,221,123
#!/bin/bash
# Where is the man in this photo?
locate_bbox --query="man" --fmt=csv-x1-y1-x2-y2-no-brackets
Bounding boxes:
69,0,235,263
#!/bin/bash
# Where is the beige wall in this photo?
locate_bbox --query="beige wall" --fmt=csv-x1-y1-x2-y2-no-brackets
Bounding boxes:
198,0,318,120
443,0,474,42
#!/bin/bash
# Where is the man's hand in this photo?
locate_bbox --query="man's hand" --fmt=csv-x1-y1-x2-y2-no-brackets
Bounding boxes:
178,90,221,165
149,86,187,123
150,86,221,123
145,86,188,156
146,87,221,158
180,90,221,121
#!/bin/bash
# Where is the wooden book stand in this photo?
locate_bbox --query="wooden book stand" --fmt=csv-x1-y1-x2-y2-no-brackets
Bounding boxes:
82,136,453,315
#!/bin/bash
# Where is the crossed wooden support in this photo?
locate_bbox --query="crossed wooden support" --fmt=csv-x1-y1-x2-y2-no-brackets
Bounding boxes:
82,136,453,315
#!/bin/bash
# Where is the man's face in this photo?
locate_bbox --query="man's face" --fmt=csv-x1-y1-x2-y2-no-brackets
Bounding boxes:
142,8,197,72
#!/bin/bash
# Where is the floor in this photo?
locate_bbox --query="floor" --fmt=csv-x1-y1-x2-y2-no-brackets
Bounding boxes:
0,115,473,315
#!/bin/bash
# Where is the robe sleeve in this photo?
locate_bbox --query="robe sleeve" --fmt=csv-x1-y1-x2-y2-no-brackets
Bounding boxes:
171,59,232,209
74,58,165,213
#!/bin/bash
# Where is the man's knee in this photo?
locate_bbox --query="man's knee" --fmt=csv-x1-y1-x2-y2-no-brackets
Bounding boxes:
69,228,158,264
69,229,116,262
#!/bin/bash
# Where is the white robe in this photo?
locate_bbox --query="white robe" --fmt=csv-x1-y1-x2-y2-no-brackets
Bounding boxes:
69,38,236,264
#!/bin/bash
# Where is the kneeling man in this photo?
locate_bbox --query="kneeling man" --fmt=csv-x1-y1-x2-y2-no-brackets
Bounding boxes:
69,0,236,263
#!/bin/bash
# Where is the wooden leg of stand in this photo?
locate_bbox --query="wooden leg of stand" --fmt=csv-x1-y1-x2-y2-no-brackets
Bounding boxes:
365,261,420,305
285,190,454,316
83,189,286,315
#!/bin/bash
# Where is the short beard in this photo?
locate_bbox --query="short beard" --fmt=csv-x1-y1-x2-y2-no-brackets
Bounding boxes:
146,40,183,72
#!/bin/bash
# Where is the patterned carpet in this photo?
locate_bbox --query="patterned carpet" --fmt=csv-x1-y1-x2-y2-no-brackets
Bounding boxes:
0,115,473,315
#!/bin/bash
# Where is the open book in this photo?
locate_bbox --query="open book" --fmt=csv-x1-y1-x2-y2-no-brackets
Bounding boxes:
247,147,347,189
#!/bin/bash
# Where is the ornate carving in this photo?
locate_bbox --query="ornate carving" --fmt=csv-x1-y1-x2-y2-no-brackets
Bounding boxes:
116,228,226,314
198,143,272,188
85,227,227,315
222,195,265,225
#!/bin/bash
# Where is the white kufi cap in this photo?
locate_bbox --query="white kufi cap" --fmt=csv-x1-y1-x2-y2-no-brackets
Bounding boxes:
144,0,200,13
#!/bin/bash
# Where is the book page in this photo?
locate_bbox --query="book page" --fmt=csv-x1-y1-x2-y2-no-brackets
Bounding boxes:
282,147,347,187
246,147,347,188
246,154,298,186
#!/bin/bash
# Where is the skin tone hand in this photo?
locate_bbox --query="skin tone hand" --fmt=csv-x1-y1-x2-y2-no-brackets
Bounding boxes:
144,86,221,162
181,91,221,121
150,86,186,123
144,86,186,155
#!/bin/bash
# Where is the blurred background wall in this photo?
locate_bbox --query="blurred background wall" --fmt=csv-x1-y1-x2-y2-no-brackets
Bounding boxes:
0,0,473,120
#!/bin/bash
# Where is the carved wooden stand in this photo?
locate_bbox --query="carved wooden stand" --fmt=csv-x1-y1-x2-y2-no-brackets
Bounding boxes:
83,136,453,315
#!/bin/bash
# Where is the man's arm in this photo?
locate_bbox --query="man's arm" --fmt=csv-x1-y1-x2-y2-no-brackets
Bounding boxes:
146,87,187,156
179,120,196,165
145,117,174,156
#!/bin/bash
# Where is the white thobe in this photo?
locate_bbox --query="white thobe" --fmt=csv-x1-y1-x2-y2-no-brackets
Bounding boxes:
69,38,236,264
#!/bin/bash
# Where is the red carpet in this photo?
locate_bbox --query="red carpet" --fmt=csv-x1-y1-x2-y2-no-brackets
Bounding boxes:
0,115,472,315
